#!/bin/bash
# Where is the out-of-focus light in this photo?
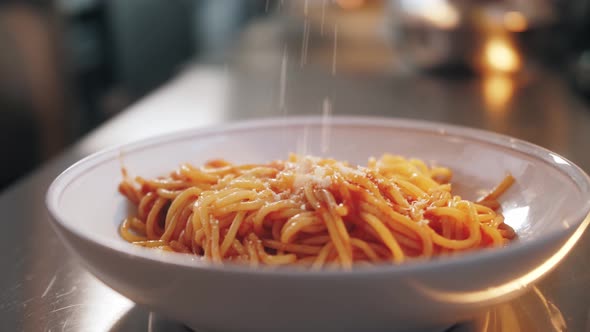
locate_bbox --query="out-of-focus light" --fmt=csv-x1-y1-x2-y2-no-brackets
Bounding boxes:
504,11,528,32
424,1,460,29
336,0,365,10
484,37,521,73
401,0,460,30
483,75,514,112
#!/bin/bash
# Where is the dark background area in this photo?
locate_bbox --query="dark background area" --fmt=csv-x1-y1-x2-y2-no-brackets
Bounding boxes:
0,0,269,189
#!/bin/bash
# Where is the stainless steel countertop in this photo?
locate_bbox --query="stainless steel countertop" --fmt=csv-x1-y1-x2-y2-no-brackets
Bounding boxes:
2,33,590,331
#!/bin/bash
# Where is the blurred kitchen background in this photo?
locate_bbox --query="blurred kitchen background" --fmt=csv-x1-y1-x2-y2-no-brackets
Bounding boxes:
2,0,590,190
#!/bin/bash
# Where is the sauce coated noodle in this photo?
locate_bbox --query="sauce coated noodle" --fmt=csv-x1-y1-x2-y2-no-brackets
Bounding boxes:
118,154,516,269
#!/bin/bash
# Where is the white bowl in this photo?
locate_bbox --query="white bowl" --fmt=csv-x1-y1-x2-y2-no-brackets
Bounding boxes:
46,117,590,332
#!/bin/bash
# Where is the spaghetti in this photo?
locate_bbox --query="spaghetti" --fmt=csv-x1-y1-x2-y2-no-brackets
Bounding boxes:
118,154,516,269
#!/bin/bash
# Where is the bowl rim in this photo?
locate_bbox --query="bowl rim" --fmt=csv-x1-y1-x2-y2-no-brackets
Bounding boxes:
46,115,590,277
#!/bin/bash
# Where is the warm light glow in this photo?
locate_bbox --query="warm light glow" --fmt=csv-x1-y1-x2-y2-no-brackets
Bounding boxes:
484,37,521,73
400,0,460,29
336,0,365,10
483,75,514,111
504,11,528,32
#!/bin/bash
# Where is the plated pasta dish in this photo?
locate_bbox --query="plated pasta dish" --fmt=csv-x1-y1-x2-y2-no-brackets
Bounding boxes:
118,154,516,269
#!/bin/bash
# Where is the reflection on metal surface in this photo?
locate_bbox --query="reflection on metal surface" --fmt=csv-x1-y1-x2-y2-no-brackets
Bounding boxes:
449,286,566,332
484,38,520,73
503,12,528,33
531,287,567,331
411,213,590,305
142,286,566,332
399,0,460,29
483,75,514,112
79,273,134,331
495,303,521,331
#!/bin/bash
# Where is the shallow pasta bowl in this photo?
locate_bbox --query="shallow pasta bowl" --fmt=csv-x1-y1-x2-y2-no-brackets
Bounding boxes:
46,116,590,332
